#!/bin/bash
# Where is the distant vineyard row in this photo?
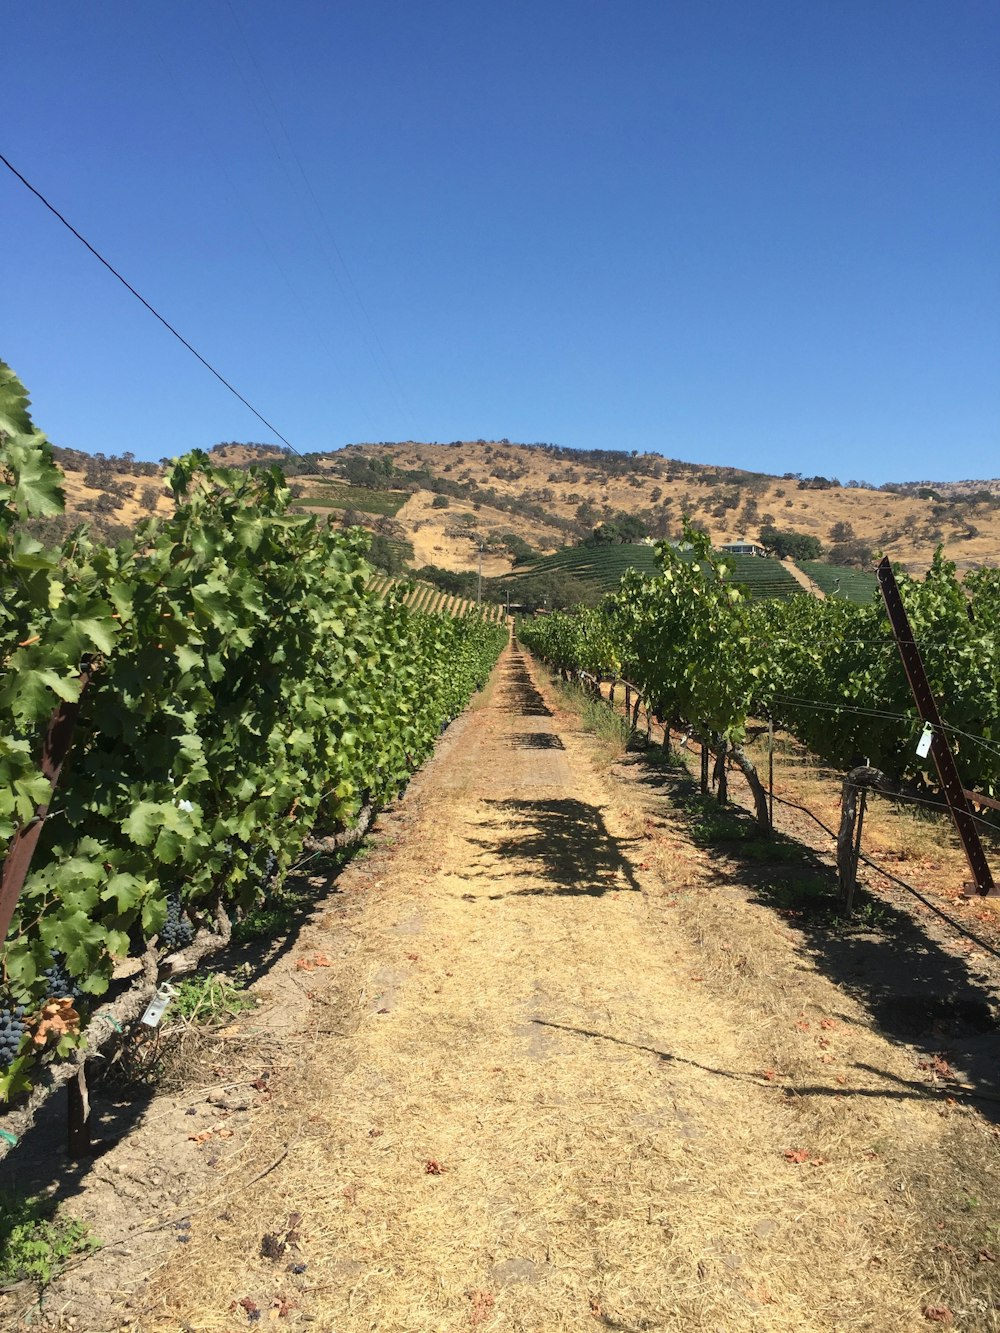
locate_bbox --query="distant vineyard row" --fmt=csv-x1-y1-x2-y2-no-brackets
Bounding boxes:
512,542,878,604
368,574,507,621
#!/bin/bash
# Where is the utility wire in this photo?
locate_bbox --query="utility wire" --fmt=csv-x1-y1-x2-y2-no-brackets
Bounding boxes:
0,151,300,454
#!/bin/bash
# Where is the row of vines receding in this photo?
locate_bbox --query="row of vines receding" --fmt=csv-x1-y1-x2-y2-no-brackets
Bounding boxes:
518,525,1000,832
0,361,507,1105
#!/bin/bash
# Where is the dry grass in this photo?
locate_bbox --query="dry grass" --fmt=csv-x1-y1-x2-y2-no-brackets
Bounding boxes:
53,438,1000,579
353,440,1000,576
564,677,1000,1330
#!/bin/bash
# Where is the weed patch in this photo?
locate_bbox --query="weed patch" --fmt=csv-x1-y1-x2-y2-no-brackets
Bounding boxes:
0,1194,97,1288
553,679,633,757
167,973,256,1026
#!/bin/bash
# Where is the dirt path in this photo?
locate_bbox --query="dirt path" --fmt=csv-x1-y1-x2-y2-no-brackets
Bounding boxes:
9,647,999,1332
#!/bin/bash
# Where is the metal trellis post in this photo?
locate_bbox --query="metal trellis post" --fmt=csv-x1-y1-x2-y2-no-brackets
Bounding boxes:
876,557,995,896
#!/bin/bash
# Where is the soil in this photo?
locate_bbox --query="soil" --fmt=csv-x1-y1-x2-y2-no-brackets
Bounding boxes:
2,647,999,1332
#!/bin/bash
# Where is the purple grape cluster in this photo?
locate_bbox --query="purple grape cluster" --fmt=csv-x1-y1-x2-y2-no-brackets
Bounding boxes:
0,998,27,1069
260,849,278,895
42,953,82,1002
160,888,195,951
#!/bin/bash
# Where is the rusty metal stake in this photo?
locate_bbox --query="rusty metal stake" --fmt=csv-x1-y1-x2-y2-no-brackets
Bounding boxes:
876,558,995,896
0,668,93,944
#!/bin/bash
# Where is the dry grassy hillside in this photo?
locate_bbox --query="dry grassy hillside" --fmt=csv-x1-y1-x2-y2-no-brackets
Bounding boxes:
43,439,1000,580
337,440,1000,576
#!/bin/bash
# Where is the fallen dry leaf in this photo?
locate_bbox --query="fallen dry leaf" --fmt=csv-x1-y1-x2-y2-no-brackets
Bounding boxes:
294,954,332,972
467,1289,495,1326
31,998,81,1047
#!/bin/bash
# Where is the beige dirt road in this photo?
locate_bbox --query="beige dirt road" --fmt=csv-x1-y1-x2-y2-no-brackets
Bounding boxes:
16,646,1000,1333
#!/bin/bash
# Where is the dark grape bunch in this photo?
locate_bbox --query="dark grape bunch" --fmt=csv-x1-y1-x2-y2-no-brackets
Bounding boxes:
160,888,195,951
260,850,279,895
42,952,82,1002
0,996,27,1069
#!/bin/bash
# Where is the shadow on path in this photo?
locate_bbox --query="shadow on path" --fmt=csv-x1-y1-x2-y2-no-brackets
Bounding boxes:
511,732,565,750
497,655,553,718
467,797,643,898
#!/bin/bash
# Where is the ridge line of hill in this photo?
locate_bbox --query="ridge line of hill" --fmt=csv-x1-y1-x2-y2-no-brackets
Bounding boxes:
36,437,1000,585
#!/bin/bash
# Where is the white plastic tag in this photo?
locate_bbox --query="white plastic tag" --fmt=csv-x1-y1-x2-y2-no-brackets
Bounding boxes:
916,723,934,759
140,983,177,1028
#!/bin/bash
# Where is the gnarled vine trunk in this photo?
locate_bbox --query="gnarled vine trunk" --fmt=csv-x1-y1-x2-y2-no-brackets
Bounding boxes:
730,743,771,834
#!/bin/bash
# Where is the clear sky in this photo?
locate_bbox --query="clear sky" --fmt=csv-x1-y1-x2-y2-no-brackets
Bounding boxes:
3,2,998,481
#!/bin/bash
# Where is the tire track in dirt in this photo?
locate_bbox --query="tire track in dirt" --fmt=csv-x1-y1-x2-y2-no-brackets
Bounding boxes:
69,646,988,1331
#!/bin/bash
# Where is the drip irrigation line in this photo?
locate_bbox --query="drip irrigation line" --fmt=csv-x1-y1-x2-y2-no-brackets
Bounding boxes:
0,151,300,455
855,850,1000,961
766,792,1000,959
771,694,1000,762
768,790,839,841
848,781,1000,838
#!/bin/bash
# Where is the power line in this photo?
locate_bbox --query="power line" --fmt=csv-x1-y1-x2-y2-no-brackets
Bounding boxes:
0,151,300,455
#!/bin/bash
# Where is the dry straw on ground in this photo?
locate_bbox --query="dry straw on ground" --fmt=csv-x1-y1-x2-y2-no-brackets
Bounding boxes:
8,648,999,1333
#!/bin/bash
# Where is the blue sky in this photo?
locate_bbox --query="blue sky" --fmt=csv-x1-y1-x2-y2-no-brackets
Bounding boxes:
4,2,998,481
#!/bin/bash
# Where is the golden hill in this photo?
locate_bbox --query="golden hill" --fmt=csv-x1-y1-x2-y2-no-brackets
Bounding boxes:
330,440,1000,578
45,439,1000,581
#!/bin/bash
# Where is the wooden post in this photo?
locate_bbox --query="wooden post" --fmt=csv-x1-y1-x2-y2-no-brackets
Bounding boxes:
768,718,774,829
846,789,867,914
715,742,728,805
67,1062,93,1158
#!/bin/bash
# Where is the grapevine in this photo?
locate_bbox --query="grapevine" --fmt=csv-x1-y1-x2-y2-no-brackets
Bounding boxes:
520,526,1000,828
0,997,26,1069
40,953,82,1003
0,360,507,1105
158,891,195,952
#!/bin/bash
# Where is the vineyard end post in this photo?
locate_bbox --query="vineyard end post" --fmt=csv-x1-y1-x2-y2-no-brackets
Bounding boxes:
877,558,996,896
